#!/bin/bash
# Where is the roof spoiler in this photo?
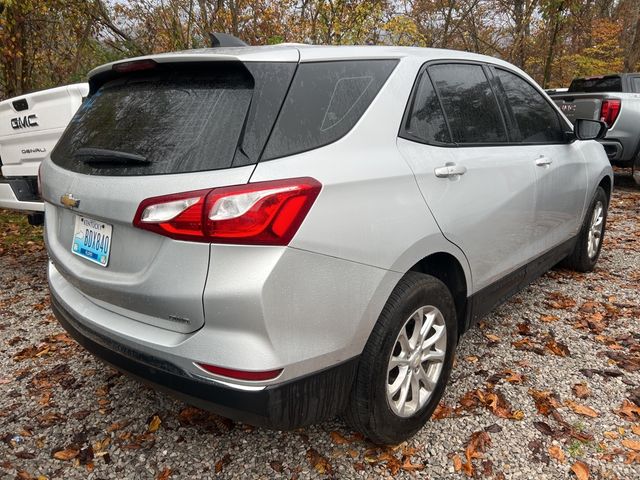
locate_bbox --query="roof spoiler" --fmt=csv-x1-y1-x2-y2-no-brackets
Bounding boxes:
209,32,248,48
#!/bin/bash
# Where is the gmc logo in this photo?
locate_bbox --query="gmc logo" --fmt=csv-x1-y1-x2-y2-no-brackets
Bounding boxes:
11,114,38,129
561,104,576,113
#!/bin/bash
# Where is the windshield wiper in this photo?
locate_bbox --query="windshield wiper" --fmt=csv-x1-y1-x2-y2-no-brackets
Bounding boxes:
75,148,150,166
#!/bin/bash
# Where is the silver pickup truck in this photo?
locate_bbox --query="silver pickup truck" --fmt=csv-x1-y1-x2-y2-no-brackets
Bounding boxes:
551,73,640,185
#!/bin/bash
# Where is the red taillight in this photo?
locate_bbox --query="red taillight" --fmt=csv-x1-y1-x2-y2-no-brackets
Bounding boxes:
133,178,322,245
600,99,621,127
196,363,283,381
112,59,157,73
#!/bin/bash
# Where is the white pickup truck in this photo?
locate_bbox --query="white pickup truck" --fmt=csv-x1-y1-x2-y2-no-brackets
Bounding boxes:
0,83,88,223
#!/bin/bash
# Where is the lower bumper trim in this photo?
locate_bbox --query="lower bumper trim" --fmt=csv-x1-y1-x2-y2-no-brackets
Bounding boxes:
50,293,358,429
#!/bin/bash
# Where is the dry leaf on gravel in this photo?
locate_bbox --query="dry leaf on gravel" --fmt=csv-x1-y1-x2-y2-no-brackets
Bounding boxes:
565,400,599,418
147,415,162,433
572,383,591,399
614,400,640,421
306,448,332,475
570,460,589,479
549,444,566,463
545,336,570,357
156,467,172,480
432,402,454,420
330,431,352,445
529,389,561,415
632,425,640,435
52,448,80,461
621,439,640,451
461,431,491,477
215,454,231,473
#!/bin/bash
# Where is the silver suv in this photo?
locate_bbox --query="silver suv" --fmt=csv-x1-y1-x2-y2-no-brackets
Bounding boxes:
42,42,613,444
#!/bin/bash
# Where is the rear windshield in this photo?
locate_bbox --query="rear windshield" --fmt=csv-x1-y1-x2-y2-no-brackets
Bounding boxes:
568,76,622,93
262,60,398,160
52,62,295,176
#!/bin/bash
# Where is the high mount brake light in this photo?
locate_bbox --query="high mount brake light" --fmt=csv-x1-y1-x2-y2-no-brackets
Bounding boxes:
600,99,621,127
133,178,322,245
112,59,158,73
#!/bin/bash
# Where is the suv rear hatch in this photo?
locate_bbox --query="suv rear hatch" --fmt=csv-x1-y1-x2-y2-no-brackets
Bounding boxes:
43,50,298,333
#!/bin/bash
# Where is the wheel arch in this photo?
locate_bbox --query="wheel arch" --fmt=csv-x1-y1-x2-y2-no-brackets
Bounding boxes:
407,252,469,336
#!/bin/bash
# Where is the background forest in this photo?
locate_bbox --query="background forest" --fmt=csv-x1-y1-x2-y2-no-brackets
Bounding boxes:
1,0,639,101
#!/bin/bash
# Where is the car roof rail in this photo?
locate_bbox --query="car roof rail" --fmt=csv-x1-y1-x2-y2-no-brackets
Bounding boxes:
209,32,248,48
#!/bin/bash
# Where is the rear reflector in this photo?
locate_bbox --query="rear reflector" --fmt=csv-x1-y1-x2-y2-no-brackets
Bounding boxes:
133,177,321,245
600,99,621,127
196,363,283,381
112,59,157,73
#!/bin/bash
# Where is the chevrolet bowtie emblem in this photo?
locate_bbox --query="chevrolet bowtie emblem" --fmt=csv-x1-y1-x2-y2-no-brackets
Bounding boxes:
60,193,80,209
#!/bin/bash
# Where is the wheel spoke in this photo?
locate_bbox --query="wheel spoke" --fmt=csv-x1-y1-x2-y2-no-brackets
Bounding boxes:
419,310,436,342
422,324,445,350
422,348,445,363
416,365,436,391
396,371,412,412
388,355,409,372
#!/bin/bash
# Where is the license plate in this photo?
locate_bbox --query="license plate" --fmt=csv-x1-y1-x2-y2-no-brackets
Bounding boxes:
71,215,112,267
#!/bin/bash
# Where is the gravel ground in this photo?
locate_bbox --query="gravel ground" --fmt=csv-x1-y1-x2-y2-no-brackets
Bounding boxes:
1,173,639,480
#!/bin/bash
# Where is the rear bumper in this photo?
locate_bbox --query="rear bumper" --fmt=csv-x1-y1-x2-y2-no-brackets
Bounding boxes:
0,176,43,211
599,140,624,163
51,293,358,429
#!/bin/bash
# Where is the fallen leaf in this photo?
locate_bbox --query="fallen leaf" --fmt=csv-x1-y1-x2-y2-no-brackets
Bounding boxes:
614,400,640,421
432,402,453,420
572,383,591,399
533,421,555,436
632,425,640,435
540,314,559,322
330,431,351,445
565,400,599,418
148,415,161,433
545,337,570,357
269,460,283,472
306,448,332,475
549,444,566,463
570,460,589,480
529,389,560,415
53,448,80,461
452,454,462,472
485,333,500,343
215,454,231,473
621,439,640,451
603,431,619,440
156,467,171,480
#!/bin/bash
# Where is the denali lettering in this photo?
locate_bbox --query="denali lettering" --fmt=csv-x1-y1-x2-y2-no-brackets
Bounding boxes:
21,147,47,154
10,114,38,129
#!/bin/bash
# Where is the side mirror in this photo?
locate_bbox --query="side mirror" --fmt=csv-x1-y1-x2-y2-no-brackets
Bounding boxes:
574,119,608,140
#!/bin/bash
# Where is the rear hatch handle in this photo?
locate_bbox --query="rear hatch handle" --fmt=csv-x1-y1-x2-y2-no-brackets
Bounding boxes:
75,147,149,166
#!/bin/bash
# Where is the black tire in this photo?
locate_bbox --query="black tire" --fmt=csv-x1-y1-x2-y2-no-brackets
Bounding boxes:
344,272,457,445
563,186,608,272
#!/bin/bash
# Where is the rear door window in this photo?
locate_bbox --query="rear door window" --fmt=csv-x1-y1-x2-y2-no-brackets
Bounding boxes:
632,77,640,93
400,70,451,144
262,60,398,160
52,62,295,176
494,68,564,143
428,63,507,144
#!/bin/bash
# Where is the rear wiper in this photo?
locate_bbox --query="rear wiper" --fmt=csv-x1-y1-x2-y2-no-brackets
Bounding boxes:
75,147,150,166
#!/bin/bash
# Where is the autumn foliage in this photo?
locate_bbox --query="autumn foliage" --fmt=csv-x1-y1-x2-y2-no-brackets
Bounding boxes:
1,0,639,100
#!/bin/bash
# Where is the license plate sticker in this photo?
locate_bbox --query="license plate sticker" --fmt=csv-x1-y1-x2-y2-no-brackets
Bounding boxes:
71,215,112,267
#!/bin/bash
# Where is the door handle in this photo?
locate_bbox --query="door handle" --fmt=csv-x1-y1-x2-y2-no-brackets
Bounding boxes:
535,156,552,167
434,164,467,178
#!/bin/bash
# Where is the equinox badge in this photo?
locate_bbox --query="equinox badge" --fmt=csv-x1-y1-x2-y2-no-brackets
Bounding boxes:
60,193,80,209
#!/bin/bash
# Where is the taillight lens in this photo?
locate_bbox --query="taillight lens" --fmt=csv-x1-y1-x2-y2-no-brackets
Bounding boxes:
196,363,283,381
600,99,621,127
133,177,321,245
